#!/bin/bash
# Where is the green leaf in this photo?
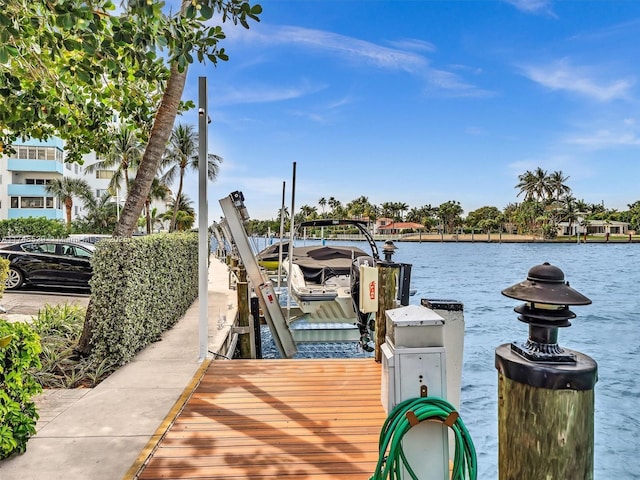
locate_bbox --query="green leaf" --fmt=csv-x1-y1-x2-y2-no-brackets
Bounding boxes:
0,335,11,348
199,4,213,20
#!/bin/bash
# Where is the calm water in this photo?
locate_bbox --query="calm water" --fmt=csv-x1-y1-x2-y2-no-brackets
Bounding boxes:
259,239,640,479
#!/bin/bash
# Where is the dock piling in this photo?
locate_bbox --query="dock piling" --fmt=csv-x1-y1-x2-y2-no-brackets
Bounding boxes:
496,262,597,479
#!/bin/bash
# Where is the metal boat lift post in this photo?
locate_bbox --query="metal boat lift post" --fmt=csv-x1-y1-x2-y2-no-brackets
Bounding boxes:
219,192,297,358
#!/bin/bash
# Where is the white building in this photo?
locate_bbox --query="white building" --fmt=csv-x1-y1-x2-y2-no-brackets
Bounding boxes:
556,218,630,236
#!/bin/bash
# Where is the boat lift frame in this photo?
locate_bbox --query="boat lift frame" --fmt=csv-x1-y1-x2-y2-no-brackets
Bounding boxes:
219,192,297,358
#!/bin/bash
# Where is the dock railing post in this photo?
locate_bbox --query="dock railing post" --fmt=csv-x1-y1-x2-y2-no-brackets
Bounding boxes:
496,262,597,479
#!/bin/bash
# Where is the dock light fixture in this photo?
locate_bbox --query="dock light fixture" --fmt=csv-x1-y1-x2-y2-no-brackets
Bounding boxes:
500,261,591,365
495,262,598,480
382,240,397,263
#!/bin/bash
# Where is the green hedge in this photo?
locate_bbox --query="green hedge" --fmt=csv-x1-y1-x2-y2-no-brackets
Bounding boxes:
0,321,42,459
0,217,67,239
88,232,199,366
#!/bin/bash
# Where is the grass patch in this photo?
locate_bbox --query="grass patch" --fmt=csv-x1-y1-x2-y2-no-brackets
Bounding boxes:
30,304,118,388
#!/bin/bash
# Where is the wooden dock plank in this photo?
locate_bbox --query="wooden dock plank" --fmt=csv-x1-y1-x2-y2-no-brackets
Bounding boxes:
135,359,386,480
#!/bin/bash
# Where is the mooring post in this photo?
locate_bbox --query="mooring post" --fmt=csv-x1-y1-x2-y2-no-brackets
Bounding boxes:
496,262,598,480
237,266,251,358
375,240,399,363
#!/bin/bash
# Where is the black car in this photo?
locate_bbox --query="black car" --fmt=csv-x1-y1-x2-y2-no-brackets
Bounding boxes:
0,240,94,290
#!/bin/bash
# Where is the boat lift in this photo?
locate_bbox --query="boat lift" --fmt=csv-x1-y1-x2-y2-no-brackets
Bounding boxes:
219,191,298,358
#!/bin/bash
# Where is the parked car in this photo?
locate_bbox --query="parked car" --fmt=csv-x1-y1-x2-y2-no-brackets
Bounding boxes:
0,240,94,290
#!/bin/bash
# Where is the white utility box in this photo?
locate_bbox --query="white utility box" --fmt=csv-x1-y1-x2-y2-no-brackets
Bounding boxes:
381,305,449,480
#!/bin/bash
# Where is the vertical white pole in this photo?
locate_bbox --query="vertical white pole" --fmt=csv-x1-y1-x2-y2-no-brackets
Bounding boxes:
277,181,286,290
198,77,209,362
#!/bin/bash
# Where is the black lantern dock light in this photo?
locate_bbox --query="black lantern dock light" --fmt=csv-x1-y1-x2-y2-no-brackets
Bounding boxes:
495,262,598,480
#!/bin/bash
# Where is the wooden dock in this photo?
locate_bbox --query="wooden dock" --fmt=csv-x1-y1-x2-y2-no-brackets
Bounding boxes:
133,358,387,479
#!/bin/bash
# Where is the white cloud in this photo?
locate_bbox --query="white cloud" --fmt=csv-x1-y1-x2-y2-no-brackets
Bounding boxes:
520,59,634,101
504,0,556,17
387,38,437,53
232,24,487,97
214,81,327,106
564,129,640,149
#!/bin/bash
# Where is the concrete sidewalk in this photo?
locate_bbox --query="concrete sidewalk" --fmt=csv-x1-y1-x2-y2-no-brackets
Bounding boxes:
0,258,238,480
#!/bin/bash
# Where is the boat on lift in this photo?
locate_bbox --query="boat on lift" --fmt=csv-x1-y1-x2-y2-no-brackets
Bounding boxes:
283,219,380,349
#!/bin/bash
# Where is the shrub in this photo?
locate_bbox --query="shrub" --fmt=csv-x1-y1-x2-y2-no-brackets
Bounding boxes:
0,258,8,299
0,217,67,239
30,304,115,389
0,321,42,459
87,232,199,366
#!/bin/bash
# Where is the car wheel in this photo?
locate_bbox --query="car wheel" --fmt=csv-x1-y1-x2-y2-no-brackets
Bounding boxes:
5,267,24,290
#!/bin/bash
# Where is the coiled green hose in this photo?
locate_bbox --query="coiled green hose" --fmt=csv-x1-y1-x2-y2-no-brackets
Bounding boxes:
370,396,477,480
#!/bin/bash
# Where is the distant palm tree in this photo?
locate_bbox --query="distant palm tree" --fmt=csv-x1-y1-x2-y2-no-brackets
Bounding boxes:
164,193,196,231
318,197,327,217
81,191,119,233
160,123,222,232
84,125,143,195
45,177,92,231
548,170,571,202
144,178,171,234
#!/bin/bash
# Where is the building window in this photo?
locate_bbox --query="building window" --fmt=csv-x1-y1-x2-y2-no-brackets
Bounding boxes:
10,197,55,209
96,170,114,180
8,145,61,161
24,178,51,185
21,197,45,208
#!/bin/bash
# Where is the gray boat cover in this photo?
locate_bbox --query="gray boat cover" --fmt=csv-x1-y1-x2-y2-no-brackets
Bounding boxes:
290,245,371,283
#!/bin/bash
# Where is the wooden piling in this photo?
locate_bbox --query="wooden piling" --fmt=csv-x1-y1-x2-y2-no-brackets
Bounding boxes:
236,267,251,358
375,264,397,362
498,372,594,480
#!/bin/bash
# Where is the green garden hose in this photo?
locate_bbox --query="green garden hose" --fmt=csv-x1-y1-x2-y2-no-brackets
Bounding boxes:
370,396,477,480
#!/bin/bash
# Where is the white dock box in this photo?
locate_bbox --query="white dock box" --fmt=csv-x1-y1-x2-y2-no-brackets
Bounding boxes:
381,305,449,480
386,304,445,348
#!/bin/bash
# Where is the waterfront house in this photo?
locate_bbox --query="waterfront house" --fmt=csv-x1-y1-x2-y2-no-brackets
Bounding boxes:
376,221,427,235
557,218,630,236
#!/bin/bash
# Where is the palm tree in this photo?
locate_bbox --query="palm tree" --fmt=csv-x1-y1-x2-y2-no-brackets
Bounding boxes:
327,197,342,218
516,170,536,201
80,191,119,233
45,177,92,231
84,124,143,195
548,170,571,203
164,193,196,231
143,178,172,234
160,123,222,232
318,197,327,217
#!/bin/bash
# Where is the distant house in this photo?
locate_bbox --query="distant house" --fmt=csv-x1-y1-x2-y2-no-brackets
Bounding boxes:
557,218,629,236
376,222,427,235
374,217,394,234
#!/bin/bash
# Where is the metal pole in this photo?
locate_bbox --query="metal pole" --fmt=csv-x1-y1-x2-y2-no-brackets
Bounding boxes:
286,162,296,319
198,76,209,362
277,181,286,290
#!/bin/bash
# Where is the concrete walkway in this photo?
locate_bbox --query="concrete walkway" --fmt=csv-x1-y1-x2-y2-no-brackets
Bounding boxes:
0,258,238,480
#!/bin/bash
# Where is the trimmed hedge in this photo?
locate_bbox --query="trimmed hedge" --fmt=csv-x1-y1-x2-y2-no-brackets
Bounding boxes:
87,232,199,366
0,217,67,239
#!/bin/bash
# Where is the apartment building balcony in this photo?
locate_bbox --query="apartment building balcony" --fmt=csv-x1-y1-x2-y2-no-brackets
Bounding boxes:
6,158,64,174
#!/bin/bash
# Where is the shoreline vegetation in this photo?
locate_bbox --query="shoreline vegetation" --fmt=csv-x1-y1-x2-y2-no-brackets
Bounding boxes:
399,233,639,243
289,233,639,244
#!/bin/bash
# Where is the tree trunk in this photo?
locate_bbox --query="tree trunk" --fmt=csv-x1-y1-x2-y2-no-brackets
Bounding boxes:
79,60,189,354
170,170,185,232
65,198,73,230
113,62,188,238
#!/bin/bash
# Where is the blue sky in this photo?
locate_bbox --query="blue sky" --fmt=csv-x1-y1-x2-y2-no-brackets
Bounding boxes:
177,0,640,223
